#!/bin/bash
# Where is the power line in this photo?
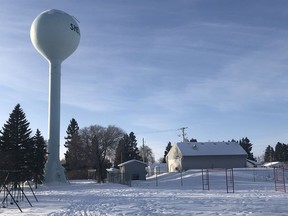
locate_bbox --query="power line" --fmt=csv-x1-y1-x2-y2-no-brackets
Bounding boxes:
139,128,179,135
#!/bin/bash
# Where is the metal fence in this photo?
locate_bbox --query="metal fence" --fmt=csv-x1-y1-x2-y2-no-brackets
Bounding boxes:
132,168,287,193
106,172,132,186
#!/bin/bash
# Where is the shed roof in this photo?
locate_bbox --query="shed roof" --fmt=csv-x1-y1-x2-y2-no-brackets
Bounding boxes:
176,142,247,157
118,159,147,167
106,168,120,173
262,161,283,167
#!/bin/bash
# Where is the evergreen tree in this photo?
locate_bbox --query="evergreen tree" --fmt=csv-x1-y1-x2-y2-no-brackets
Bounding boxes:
64,118,79,144
64,118,86,171
239,137,255,161
32,129,47,187
285,144,288,161
229,139,238,143
127,132,141,161
114,132,141,167
162,142,172,163
264,145,275,162
0,104,34,181
114,135,127,167
274,142,288,162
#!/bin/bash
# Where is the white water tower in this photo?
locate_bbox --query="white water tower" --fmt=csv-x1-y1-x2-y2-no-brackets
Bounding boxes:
30,9,80,183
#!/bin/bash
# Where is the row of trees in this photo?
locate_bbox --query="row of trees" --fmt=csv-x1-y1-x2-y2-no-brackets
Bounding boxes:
64,118,155,182
264,142,288,162
0,104,47,185
0,104,156,184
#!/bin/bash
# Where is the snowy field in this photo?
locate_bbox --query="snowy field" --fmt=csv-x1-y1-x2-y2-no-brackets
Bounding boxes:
1,168,287,216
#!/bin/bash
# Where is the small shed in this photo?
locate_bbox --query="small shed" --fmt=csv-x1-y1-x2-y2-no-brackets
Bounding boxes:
166,142,247,172
118,159,147,181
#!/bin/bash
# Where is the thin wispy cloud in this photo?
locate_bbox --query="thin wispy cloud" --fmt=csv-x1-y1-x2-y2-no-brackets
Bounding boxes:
1,0,288,159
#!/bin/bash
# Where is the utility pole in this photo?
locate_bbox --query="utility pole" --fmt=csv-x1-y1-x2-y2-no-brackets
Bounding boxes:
178,127,188,142
142,138,145,162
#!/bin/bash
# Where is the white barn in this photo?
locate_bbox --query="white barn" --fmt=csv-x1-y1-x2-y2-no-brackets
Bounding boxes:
166,142,247,172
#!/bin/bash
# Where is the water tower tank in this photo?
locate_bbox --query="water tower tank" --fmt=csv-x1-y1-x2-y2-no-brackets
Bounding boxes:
30,9,80,63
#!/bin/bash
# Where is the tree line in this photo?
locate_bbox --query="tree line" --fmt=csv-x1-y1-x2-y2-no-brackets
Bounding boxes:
64,118,155,182
264,143,288,162
0,104,155,184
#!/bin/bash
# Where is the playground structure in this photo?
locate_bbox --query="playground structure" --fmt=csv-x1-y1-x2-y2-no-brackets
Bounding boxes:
202,167,286,193
1,167,287,212
137,167,287,193
202,168,235,193
0,170,37,212
274,167,286,192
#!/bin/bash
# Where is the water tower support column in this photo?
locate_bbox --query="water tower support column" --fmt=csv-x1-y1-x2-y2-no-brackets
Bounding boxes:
44,62,66,183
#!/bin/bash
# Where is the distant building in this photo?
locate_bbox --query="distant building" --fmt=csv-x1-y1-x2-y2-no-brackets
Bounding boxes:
262,161,287,168
166,142,247,172
147,163,167,176
246,159,262,168
87,169,96,179
118,159,147,181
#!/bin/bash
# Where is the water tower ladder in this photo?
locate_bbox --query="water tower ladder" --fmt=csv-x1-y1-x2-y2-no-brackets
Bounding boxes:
274,167,286,192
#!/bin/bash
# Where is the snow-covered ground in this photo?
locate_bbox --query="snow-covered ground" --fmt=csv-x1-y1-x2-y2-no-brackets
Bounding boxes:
1,168,287,215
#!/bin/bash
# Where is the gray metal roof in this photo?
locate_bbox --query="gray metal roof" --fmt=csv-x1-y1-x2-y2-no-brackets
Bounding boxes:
118,159,147,167
176,142,247,156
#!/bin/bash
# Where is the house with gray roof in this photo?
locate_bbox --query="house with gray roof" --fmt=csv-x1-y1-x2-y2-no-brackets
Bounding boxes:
166,142,247,172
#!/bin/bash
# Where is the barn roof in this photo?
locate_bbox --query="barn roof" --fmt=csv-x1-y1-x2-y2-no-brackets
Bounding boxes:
176,142,247,156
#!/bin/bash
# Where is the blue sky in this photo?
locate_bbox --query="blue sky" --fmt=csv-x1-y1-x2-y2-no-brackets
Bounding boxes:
1,0,288,161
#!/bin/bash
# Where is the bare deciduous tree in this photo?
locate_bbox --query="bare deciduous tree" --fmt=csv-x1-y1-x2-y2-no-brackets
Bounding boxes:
80,125,124,183
140,144,155,164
